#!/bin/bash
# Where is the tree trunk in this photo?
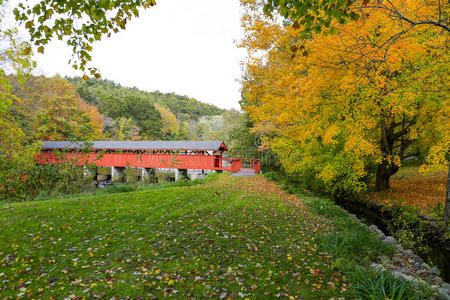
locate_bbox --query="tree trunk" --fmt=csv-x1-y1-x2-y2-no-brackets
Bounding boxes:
375,161,391,191
445,161,450,223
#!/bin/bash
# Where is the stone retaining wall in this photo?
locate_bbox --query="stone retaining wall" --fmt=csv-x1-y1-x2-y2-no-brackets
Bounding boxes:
348,213,450,299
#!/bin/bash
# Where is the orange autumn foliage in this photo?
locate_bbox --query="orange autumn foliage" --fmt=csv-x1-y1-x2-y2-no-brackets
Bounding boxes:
78,100,104,139
240,0,449,193
9,76,104,141
154,103,178,136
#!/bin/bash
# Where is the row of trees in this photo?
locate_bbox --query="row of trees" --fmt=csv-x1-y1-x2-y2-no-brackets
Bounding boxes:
0,3,96,201
8,76,103,141
5,74,245,144
240,0,448,196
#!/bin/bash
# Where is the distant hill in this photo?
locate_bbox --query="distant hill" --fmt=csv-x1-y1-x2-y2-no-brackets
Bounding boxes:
8,75,244,150
63,77,240,141
67,77,225,122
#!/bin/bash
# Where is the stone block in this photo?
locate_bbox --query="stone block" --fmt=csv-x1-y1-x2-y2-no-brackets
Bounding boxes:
382,236,398,245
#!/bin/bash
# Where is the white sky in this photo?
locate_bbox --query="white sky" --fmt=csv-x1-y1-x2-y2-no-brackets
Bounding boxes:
32,0,246,110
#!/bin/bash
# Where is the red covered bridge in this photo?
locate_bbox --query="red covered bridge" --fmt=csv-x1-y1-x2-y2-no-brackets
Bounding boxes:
37,141,260,180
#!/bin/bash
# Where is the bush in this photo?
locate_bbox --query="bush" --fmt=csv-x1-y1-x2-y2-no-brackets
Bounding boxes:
386,206,430,254
36,172,224,201
124,164,140,183
0,161,54,202
263,171,285,182
0,157,95,202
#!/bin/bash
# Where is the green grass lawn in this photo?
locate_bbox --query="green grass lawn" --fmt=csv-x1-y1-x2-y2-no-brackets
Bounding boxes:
0,174,417,299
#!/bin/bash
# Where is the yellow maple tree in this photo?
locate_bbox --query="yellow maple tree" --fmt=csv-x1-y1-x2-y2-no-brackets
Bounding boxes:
154,103,178,136
241,0,449,193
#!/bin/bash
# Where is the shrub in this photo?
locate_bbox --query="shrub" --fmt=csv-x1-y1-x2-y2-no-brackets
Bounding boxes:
0,153,96,202
124,164,139,183
0,161,54,202
263,171,285,183
386,206,430,254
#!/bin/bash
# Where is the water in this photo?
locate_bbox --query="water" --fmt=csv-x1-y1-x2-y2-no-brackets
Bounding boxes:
334,198,450,282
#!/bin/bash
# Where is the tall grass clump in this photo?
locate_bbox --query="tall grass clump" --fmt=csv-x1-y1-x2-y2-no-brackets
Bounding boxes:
350,268,432,300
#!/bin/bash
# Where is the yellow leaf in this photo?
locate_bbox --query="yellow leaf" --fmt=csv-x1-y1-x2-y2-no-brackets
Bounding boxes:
25,20,34,29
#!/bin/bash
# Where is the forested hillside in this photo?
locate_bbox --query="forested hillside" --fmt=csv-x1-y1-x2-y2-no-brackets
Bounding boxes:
7,75,247,144
67,77,230,140
68,77,224,120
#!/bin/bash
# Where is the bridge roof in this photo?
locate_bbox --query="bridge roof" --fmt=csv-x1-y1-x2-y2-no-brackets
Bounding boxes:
41,141,227,151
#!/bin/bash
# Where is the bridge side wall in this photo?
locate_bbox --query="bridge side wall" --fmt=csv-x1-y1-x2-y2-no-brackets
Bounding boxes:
37,152,219,170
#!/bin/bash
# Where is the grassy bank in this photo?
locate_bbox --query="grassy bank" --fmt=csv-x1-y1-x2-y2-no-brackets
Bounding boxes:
0,175,430,299
31,174,220,202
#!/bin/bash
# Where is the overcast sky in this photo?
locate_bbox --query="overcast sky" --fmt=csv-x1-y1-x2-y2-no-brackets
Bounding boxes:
33,0,246,110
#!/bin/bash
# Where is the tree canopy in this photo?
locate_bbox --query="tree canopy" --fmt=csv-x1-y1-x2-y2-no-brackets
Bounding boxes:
262,0,449,37
241,0,449,194
8,76,104,141
1,1,39,166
